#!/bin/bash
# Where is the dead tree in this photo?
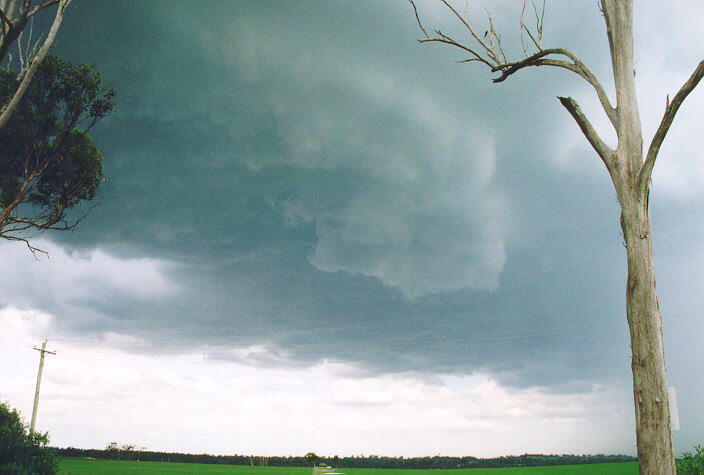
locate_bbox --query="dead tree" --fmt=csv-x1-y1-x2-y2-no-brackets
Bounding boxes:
0,0,72,129
409,1,704,473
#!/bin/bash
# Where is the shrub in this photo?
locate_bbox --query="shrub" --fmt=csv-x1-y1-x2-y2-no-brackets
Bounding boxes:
677,445,704,475
0,402,57,474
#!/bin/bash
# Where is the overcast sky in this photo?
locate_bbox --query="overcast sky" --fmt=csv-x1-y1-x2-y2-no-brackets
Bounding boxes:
1,0,703,458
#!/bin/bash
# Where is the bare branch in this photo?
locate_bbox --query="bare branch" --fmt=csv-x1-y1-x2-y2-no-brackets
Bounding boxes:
558,96,615,172
485,9,507,64
563,51,618,128
6,0,18,19
408,2,617,131
26,0,59,18
18,0,29,21
438,0,501,65
490,48,565,81
15,16,24,70
491,47,618,129
0,7,10,28
0,0,71,129
520,0,545,55
638,59,704,196
521,21,541,52
408,0,430,39
524,30,540,54
534,0,545,46
419,30,494,69
520,2,528,56
0,233,49,258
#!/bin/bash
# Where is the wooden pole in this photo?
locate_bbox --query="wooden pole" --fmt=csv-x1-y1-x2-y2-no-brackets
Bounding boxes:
30,340,55,433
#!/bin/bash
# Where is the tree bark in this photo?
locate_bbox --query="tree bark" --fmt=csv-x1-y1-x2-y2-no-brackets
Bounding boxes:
619,191,675,474
602,1,675,471
409,1,696,471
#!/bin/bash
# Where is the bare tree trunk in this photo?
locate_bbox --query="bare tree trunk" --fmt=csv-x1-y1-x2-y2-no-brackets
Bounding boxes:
408,1,704,471
603,1,675,470
620,196,675,475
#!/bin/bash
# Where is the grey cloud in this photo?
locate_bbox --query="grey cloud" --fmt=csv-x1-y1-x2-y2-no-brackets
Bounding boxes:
30,0,702,435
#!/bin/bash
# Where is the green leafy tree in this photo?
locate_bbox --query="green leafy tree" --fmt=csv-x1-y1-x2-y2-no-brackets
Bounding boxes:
105,441,120,460
304,452,319,467
0,53,114,254
0,402,57,474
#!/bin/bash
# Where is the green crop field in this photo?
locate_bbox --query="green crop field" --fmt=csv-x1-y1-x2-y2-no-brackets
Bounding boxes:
58,458,638,475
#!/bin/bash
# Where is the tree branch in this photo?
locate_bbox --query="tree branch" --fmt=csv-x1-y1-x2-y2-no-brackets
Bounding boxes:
408,2,618,133
0,233,49,258
438,0,501,65
493,48,618,129
638,59,704,196
558,96,615,173
0,7,10,28
419,31,494,69
409,0,430,39
26,0,59,18
0,0,70,129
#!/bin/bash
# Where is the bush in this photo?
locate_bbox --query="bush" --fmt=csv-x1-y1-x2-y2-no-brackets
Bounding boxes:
0,402,57,474
677,445,704,475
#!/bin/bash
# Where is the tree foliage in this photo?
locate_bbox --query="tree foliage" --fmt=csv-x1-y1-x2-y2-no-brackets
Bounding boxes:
0,53,114,253
677,446,704,475
0,0,73,129
0,401,57,474
304,452,320,467
105,441,143,461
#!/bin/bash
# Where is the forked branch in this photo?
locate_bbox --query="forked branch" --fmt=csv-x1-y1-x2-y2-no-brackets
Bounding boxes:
520,0,545,55
0,233,49,258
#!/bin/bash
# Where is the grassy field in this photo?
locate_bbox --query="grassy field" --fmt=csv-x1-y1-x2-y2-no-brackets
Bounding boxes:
58,458,639,474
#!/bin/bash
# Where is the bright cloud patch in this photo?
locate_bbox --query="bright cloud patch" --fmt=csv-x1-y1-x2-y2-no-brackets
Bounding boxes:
0,306,633,456
0,240,177,325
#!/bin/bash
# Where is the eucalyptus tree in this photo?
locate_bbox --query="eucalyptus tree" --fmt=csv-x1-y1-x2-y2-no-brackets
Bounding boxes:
0,0,72,129
408,1,703,473
0,54,115,254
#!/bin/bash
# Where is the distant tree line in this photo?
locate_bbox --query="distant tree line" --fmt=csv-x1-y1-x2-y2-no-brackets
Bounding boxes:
52,446,635,469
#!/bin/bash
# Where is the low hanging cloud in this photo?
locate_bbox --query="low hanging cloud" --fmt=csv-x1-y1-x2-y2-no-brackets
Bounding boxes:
280,99,507,298
41,0,704,397
0,306,634,457
200,12,509,298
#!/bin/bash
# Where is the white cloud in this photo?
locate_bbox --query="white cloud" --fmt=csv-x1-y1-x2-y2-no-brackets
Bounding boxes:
0,240,178,310
0,306,634,457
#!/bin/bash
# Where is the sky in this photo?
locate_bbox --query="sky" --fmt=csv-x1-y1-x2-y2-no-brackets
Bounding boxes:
1,0,703,459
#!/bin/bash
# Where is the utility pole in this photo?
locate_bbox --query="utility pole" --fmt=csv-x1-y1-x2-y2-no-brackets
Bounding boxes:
30,340,56,433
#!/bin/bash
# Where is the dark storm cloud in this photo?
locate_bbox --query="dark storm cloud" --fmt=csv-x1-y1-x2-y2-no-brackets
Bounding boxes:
16,0,698,409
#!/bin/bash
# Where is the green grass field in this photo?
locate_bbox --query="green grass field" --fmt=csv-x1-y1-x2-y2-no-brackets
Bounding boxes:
58,458,639,475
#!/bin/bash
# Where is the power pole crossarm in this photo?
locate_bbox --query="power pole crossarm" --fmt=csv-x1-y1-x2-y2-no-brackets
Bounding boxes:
30,340,56,433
